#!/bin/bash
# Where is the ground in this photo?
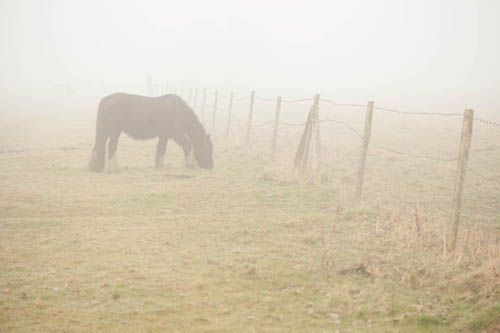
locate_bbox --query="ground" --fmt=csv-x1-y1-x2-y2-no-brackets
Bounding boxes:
0,102,499,332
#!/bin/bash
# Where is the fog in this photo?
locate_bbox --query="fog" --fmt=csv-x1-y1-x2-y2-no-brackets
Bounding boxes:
2,1,500,331
1,0,500,114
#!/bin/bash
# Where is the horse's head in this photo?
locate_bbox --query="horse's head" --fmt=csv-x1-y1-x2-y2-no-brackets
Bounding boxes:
193,134,213,169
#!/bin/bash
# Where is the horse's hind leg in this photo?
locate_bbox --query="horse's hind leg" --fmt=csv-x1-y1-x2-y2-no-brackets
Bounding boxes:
108,130,122,172
155,136,168,170
90,135,108,172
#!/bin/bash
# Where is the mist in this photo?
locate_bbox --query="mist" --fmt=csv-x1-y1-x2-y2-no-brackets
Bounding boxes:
1,1,500,332
2,0,500,113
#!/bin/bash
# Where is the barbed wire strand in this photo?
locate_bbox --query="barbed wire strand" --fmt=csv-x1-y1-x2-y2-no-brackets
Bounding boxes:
252,95,314,104
473,117,500,133
252,120,274,127
320,98,366,108
473,117,500,128
255,95,276,103
318,119,363,138
281,97,314,103
372,144,458,162
467,167,500,185
374,106,463,117
280,121,307,127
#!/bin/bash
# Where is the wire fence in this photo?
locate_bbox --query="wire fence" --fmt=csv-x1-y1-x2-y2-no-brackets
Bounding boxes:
6,81,497,252
374,106,464,117
371,144,458,162
156,84,500,249
319,119,363,138
280,121,307,127
282,97,315,104
475,117,500,127
252,120,274,127
320,98,366,108
467,167,500,186
254,95,275,103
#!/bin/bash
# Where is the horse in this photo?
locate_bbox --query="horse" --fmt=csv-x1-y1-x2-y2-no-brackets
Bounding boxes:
88,93,213,172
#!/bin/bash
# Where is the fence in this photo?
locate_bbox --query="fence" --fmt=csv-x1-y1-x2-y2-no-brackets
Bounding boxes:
149,81,500,254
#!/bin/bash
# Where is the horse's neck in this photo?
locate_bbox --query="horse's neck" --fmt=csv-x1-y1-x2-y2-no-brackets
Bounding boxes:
186,121,205,146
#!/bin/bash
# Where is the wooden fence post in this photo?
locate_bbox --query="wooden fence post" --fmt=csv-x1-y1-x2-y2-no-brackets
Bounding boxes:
271,96,282,161
202,88,207,126
226,92,234,137
445,109,474,253
355,101,374,199
211,90,218,135
192,88,198,108
246,91,256,146
294,96,319,173
294,109,315,174
313,94,321,170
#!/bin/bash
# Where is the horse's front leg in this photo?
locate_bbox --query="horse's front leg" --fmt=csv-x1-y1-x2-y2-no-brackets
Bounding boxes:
176,135,194,168
185,150,195,168
155,136,168,170
107,130,122,173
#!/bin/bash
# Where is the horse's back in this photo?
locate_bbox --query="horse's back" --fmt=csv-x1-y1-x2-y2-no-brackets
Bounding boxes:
97,93,187,140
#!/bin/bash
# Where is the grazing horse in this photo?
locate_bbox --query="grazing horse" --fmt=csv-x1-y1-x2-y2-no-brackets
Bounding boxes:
88,93,213,172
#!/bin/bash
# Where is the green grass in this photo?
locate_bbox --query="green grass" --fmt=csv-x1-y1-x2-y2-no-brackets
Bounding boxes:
1,110,499,332
468,305,500,332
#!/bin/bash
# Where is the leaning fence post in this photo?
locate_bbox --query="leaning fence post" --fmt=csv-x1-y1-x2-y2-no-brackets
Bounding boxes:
294,99,317,174
356,101,374,199
226,92,234,137
271,96,282,161
294,109,315,174
445,109,474,253
246,90,256,146
211,90,218,135
202,88,207,126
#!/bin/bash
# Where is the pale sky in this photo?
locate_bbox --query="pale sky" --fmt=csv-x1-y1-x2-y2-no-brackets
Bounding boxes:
1,0,499,108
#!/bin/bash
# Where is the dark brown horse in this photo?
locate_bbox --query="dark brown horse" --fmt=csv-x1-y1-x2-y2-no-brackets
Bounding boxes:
89,93,213,172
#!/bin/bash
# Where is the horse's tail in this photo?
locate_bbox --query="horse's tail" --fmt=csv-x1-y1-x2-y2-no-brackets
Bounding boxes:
89,101,107,172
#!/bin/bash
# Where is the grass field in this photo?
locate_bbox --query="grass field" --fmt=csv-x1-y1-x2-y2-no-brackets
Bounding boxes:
1,101,499,332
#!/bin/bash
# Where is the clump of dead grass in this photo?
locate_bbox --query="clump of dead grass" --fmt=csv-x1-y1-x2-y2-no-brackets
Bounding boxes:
320,200,500,329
